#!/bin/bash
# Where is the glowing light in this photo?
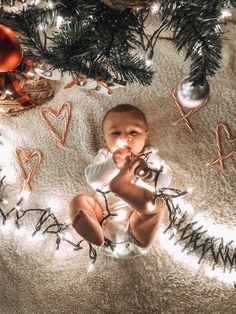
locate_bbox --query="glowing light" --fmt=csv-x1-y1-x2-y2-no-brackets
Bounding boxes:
145,58,153,67
205,266,236,285
221,9,232,19
5,90,12,95
114,209,127,221
38,24,45,31
147,201,156,213
65,219,71,225
187,187,194,194
14,226,27,237
194,214,236,243
1,166,17,183
54,248,66,258
18,189,31,201
116,139,128,148
54,246,74,258
47,199,60,213
157,226,201,271
47,1,54,9
138,169,145,176
27,71,35,77
87,262,95,273
58,232,64,240
32,0,40,5
173,199,194,214
1,199,9,205
27,233,44,245
112,245,125,257
151,3,160,14
56,16,64,29
0,135,15,165
111,138,130,153
0,221,14,235
63,232,73,241
15,205,21,211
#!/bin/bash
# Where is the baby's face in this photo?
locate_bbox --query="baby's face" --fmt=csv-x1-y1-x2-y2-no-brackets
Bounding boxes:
102,111,148,155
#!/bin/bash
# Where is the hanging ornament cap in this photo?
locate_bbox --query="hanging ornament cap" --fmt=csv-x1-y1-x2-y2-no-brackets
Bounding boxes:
35,65,62,80
0,24,23,72
100,0,155,11
175,76,210,109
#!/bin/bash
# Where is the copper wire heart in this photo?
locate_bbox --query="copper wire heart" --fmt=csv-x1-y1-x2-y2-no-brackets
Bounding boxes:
15,147,42,192
40,102,72,148
207,123,236,171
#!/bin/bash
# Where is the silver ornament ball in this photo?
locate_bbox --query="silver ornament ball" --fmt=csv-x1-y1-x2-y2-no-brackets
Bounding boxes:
176,76,210,108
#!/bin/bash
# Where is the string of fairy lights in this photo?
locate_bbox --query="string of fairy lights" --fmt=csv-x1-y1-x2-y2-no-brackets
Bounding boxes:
0,133,235,287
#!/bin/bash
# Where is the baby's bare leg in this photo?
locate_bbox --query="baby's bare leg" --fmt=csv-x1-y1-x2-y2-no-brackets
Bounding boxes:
69,194,104,246
110,164,166,247
129,199,166,247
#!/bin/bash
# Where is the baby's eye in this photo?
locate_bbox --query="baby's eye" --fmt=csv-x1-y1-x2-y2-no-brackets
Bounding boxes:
111,132,120,136
130,131,139,135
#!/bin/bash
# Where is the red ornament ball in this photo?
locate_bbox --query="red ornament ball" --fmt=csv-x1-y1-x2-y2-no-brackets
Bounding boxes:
0,24,23,72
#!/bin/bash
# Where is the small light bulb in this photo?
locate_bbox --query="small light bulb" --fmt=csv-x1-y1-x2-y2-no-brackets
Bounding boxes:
145,50,154,67
145,58,153,67
47,199,60,213
116,139,128,148
47,1,54,9
114,209,127,221
1,221,14,234
139,170,145,176
18,190,31,201
147,201,156,213
38,24,45,31
65,219,71,225
151,3,160,14
14,226,27,237
27,233,43,244
15,205,21,211
220,9,232,19
87,262,95,273
56,16,64,29
5,90,13,95
58,232,64,240
187,187,194,194
27,71,35,77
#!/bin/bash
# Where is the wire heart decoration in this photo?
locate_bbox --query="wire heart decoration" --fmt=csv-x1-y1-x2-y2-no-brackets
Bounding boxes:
207,123,236,171
15,147,42,193
40,102,72,148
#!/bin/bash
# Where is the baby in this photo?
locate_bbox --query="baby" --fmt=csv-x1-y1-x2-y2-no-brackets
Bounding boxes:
69,104,172,258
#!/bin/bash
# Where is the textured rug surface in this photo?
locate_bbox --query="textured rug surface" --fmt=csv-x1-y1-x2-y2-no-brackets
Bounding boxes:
0,23,235,314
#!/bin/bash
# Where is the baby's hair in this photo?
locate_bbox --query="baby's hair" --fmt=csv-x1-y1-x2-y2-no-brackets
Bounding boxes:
102,104,148,130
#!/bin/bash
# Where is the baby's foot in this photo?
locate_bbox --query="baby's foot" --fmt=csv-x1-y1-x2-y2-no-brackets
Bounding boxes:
110,158,136,195
72,209,104,246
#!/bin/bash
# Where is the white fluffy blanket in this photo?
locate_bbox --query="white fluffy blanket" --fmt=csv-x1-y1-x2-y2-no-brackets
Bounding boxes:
0,23,235,314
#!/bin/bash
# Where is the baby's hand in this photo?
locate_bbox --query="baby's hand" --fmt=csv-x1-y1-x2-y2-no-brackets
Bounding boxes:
113,147,132,169
129,157,152,180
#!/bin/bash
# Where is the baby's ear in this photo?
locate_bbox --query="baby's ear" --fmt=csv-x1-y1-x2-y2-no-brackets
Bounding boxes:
101,133,106,145
145,131,149,145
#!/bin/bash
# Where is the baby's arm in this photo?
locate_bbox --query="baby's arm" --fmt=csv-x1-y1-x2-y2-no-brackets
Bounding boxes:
85,149,119,190
141,147,172,188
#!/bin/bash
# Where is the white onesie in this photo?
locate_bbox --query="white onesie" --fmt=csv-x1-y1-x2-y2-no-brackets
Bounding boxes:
85,146,172,259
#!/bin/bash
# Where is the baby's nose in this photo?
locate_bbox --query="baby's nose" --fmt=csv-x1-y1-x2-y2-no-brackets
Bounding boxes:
121,136,132,144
